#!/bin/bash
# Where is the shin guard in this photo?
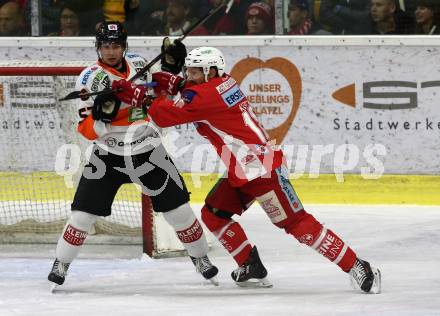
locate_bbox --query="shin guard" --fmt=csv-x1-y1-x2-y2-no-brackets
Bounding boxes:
55,210,97,263
201,205,252,266
163,203,209,258
288,211,356,272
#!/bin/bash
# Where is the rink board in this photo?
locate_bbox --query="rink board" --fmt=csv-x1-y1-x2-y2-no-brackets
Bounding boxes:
1,171,439,205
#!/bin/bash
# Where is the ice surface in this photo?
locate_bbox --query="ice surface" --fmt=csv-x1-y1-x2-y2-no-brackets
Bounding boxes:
1,204,439,316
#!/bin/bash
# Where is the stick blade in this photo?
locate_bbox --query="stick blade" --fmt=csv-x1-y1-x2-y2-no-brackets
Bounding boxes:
59,90,81,101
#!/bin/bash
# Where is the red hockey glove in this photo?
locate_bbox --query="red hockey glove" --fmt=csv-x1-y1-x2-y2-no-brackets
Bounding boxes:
152,71,185,96
112,79,147,108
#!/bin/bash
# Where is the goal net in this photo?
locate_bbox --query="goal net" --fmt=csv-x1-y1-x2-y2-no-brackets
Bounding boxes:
0,61,185,257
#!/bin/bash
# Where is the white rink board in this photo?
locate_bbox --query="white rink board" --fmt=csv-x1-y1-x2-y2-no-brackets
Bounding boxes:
0,37,439,174
0,204,439,316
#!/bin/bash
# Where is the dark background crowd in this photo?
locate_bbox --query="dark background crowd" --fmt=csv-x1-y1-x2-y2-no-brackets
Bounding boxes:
0,0,439,37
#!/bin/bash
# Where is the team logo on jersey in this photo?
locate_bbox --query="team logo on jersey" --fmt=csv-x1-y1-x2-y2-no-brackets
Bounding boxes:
221,84,245,108
105,137,117,147
299,234,314,246
241,153,257,165
91,71,110,91
132,61,144,68
128,107,147,122
181,90,196,107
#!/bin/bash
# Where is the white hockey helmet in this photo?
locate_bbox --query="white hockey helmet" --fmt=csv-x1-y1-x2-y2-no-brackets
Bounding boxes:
185,47,226,81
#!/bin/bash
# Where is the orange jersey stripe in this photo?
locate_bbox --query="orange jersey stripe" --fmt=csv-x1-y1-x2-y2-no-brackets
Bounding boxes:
97,60,130,79
77,116,98,140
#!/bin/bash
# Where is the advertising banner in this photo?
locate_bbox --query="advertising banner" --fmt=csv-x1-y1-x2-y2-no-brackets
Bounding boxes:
0,39,438,175
163,44,440,176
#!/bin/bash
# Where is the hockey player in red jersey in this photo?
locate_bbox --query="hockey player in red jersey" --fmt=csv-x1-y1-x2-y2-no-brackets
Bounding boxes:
112,46,381,293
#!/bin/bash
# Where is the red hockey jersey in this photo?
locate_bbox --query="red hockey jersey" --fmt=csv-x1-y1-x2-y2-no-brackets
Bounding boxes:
148,74,284,187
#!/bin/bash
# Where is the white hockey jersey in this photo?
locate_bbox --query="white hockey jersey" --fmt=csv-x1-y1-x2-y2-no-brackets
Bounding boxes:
75,53,161,156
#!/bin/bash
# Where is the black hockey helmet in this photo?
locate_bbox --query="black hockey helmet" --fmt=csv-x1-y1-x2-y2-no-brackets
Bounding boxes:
95,21,128,50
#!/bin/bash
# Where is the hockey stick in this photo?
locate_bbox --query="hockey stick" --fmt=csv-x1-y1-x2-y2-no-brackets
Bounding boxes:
60,0,234,101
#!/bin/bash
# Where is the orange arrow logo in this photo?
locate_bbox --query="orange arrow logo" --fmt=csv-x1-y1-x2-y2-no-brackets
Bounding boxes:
332,83,356,107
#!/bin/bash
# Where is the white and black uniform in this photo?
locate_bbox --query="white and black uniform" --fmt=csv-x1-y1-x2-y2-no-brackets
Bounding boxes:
72,53,189,216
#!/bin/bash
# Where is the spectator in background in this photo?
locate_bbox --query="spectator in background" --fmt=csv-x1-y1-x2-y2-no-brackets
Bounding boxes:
163,0,209,36
49,4,81,36
370,0,413,34
397,0,416,13
203,0,236,35
43,1,105,36
305,0,316,22
0,1,27,36
191,0,211,19
414,0,439,34
287,0,331,34
102,0,139,23
245,2,274,35
123,0,164,35
41,0,64,35
319,0,371,34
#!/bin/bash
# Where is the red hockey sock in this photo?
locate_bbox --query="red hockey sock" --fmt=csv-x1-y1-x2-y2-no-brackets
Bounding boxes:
288,211,356,272
214,220,252,266
201,205,252,266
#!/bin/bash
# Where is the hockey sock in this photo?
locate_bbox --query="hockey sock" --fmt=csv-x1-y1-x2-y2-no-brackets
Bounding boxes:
55,210,97,263
201,206,252,266
162,203,209,258
288,211,356,272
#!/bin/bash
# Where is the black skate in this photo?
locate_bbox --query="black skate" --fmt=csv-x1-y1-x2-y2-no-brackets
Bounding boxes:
349,258,381,294
190,255,219,286
231,246,272,288
48,258,70,288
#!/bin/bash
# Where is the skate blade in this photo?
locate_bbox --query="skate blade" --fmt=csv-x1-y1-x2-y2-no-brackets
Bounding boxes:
208,276,219,286
235,277,273,288
350,267,382,294
369,267,381,294
50,283,59,293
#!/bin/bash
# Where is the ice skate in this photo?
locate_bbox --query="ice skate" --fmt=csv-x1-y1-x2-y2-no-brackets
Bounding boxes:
231,246,272,288
349,258,381,294
48,258,70,290
190,255,219,286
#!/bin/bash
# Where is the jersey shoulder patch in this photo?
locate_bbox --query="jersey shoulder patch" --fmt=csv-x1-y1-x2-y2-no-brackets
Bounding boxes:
215,77,236,94
219,84,245,108
78,65,99,86
126,53,141,59
181,89,197,103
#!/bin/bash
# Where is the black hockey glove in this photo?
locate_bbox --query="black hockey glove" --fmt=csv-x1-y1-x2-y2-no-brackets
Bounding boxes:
160,37,187,75
92,93,121,123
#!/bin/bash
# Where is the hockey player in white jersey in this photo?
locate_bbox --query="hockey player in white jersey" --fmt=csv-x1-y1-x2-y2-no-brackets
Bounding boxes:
48,21,218,288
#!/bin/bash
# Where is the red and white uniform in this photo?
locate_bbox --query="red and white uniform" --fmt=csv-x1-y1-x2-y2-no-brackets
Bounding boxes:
149,74,284,187
148,73,357,272
76,54,161,155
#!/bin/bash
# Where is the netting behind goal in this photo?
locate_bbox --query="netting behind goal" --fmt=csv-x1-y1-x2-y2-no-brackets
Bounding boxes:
0,61,184,257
